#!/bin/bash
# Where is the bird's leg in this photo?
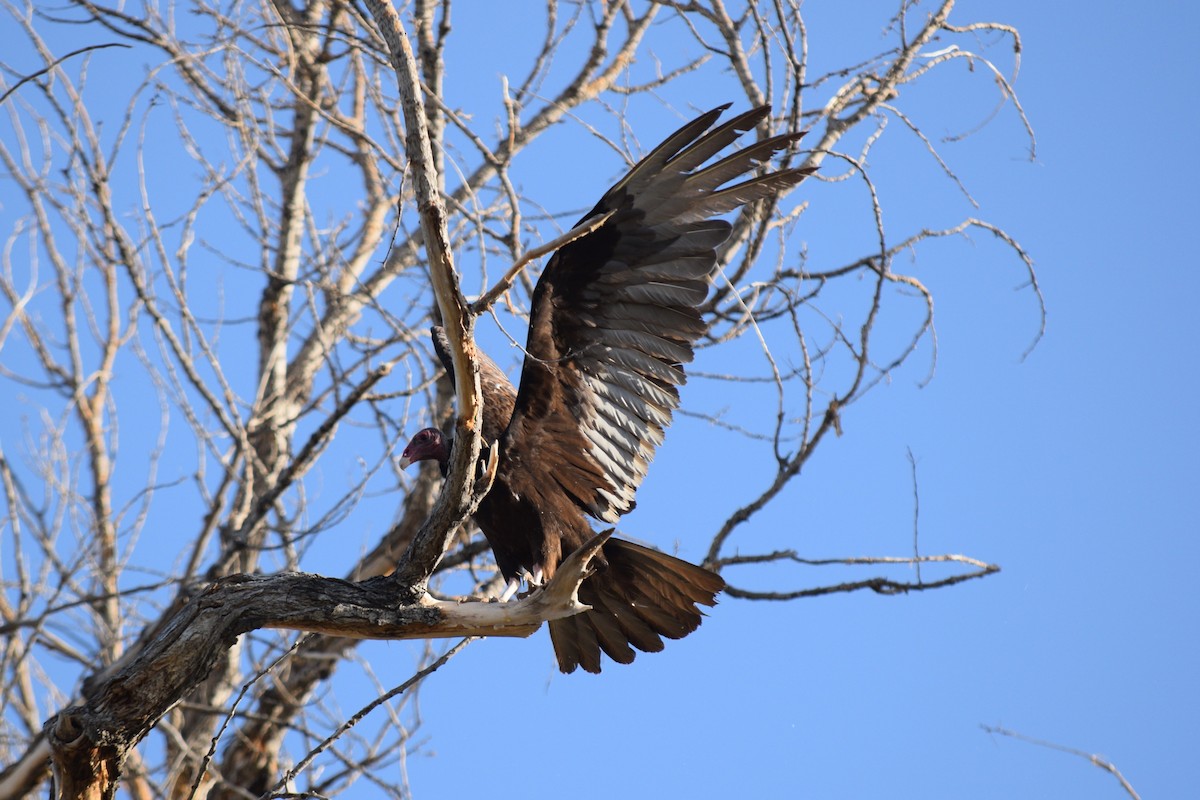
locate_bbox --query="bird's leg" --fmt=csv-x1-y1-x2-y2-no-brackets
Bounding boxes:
496,566,546,602
529,565,545,587
498,576,523,603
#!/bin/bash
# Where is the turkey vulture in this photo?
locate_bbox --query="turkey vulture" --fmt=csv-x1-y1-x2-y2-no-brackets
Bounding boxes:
401,105,812,673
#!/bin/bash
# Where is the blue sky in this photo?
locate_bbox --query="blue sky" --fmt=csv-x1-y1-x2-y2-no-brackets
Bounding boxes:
1,1,1195,798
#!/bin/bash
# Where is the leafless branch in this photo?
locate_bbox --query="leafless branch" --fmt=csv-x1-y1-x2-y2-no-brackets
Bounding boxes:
42,532,607,798
981,725,1142,800
718,551,999,599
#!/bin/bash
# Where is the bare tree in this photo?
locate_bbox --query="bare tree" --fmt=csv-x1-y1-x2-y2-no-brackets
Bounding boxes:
0,0,1038,797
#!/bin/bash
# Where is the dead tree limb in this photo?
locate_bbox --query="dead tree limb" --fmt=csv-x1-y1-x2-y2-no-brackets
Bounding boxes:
42,533,609,800
361,0,485,596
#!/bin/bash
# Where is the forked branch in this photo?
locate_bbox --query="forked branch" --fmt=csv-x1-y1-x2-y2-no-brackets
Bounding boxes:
43,533,610,799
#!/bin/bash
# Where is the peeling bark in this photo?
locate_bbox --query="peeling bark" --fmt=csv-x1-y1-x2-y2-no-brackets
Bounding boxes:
43,533,608,799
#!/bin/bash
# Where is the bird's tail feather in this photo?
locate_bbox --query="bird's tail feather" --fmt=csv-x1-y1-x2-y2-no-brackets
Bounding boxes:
548,538,724,674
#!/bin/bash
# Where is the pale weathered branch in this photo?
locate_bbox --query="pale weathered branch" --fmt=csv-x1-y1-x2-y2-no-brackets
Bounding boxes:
360,0,484,596
42,532,609,799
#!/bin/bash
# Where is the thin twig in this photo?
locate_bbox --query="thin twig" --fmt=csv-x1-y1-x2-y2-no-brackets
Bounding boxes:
470,209,616,316
981,725,1142,800
0,43,131,105
908,447,921,584
263,637,476,799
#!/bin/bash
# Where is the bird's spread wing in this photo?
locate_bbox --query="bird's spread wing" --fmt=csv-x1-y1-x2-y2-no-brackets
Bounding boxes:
503,105,812,523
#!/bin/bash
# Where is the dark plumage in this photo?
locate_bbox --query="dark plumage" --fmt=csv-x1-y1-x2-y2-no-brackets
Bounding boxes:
401,105,811,673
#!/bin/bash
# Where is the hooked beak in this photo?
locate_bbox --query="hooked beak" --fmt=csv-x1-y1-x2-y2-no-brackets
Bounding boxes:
398,453,414,470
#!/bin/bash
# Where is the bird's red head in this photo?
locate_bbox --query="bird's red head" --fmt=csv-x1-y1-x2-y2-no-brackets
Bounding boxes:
398,427,449,470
